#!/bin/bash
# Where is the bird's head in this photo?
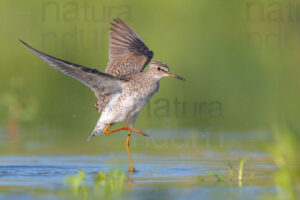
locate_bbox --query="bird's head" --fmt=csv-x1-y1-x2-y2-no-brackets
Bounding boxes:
147,61,185,81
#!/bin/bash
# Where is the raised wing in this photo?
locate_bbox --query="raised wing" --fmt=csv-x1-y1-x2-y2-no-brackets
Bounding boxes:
105,18,153,77
20,40,123,95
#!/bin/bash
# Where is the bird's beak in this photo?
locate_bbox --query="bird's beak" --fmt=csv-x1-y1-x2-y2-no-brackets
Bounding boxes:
167,72,185,81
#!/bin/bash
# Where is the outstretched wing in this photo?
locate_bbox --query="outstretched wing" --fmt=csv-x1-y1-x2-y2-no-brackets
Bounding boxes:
105,18,153,77
20,39,123,96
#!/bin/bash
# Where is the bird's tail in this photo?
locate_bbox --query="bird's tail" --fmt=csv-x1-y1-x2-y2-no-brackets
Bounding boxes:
87,123,106,141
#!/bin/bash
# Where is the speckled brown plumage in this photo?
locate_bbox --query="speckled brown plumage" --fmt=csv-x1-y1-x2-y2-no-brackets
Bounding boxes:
106,18,153,77
20,18,184,140
95,18,153,112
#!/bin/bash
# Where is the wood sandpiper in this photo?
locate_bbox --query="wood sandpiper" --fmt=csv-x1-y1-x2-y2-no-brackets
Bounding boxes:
20,18,185,172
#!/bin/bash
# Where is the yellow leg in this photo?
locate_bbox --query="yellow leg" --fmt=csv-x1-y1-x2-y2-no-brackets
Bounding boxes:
104,124,148,137
103,124,148,172
126,130,135,172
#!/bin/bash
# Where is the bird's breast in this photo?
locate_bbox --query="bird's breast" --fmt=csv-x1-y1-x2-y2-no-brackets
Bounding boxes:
100,81,159,124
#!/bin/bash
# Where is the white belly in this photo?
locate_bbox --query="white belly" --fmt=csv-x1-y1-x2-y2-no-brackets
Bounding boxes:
98,92,152,124
98,81,159,125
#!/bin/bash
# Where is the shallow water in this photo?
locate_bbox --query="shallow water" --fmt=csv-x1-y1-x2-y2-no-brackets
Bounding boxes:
0,151,280,200
0,129,297,199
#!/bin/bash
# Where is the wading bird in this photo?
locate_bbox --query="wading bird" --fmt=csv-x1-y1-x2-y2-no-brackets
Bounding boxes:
20,18,185,172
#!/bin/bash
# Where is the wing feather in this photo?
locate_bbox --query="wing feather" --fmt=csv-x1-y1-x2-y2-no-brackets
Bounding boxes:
105,18,153,77
20,39,123,96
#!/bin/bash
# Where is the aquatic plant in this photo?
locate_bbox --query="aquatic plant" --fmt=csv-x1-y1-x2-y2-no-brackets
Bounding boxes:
94,168,126,197
64,168,126,199
210,172,225,182
228,163,234,181
238,158,246,181
197,175,205,182
64,169,87,196
197,158,252,186
267,127,300,200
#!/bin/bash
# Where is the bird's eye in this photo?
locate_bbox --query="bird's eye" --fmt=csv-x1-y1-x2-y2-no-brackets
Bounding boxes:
157,67,161,71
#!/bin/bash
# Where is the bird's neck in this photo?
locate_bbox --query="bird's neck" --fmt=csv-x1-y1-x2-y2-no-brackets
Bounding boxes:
144,71,162,83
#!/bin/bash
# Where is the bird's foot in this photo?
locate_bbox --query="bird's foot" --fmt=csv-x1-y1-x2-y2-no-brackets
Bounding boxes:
141,132,148,137
103,125,149,137
128,167,136,173
130,127,148,137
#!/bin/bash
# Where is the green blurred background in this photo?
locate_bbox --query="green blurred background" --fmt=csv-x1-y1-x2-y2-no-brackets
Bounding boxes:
0,0,300,154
